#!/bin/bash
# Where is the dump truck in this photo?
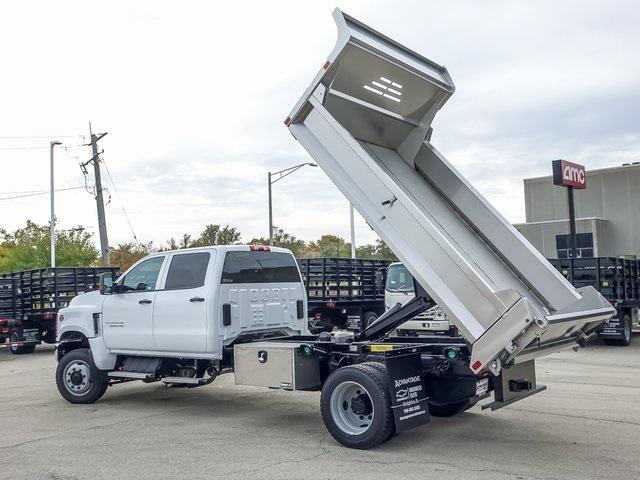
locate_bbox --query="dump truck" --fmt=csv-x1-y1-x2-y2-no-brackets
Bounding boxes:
54,10,614,450
0,267,118,354
297,257,390,333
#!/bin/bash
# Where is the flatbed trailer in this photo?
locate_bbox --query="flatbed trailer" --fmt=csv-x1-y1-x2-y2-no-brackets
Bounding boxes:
0,267,118,354
297,257,389,332
548,257,639,345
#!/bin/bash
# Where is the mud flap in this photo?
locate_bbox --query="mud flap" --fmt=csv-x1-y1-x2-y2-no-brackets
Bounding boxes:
482,359,546,411
385,353,430,433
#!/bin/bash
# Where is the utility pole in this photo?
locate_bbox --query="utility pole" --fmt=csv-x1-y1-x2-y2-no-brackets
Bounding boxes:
87,123,110,265
49,141,62,267
268,172,273,245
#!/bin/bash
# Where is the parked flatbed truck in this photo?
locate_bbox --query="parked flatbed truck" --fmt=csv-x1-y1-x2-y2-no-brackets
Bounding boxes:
549,257,639,346
54,10,614,450
297,257,390,333
0,267,118,354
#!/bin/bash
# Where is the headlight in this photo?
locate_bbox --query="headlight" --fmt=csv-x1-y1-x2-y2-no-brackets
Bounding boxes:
56,313,64,339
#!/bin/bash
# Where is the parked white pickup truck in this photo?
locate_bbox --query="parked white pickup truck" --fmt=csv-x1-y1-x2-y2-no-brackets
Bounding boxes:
56,245,308,400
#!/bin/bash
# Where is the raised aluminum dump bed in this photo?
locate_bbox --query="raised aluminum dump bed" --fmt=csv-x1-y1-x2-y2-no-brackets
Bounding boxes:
286,9,614,374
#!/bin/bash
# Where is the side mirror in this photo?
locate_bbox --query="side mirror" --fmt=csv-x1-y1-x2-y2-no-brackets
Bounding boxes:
374,268,386,291
99,272,114,295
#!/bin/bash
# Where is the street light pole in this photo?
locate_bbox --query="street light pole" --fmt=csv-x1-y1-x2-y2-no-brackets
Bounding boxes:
268,162,317,246
268,171,273,245
49,141,62,268
350,203,356,258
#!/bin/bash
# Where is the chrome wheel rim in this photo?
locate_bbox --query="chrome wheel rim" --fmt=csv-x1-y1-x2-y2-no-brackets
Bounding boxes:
330,381,374,435
10,332,18,352
624,319,631,342
64,360,93,396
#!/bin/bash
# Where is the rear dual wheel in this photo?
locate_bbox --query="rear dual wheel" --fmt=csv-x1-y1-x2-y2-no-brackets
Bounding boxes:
320,363,394,449
428,399,477,417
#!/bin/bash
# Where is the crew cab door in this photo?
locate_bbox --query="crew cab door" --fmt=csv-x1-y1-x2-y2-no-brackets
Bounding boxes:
102,255,165,351
153,251,212,353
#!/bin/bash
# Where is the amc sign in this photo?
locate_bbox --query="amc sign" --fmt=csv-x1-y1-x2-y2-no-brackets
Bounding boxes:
552,160,586,189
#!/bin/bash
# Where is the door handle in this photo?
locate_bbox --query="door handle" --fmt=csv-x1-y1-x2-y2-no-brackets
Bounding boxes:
139,299,152,304
190,296,205,302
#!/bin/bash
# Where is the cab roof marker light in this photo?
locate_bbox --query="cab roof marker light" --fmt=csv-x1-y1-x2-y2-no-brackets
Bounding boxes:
249,245,271,252
364,85,384,95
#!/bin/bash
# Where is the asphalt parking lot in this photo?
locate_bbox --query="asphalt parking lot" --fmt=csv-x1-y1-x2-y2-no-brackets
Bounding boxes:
1,336,639,480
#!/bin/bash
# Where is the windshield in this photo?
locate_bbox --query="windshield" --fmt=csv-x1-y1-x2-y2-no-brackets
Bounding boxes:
385,264,414,293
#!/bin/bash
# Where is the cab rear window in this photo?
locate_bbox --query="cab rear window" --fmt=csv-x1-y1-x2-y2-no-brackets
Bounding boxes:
221,251,300,284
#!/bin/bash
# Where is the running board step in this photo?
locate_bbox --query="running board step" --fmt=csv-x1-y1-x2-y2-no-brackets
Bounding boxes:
160,376,207,385
108,371,157,382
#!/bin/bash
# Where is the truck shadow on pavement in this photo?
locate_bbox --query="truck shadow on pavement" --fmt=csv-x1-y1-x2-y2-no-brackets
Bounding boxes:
89,380,560,454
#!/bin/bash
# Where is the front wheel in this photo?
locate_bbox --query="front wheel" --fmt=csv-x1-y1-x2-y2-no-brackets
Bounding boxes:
320,363,395,449
56,348,109,404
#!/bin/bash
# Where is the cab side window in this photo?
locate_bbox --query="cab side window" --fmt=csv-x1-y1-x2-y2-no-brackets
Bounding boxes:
121,257,164,292
165,252,210,290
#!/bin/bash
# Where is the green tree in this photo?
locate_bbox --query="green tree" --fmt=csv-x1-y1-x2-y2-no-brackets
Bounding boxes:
373,238,397,261
307,234,351,258
355,238,398,261
250,226,306,257
110,242,153,271
0,220,99,272
355,244,377,258
192,224,242,247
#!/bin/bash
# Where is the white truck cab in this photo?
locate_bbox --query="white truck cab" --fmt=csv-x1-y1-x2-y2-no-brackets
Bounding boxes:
385,262,451,335
56,245,307,392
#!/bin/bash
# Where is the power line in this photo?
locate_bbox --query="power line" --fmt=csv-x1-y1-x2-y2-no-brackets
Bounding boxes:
0,146,50,150
0,135,81,139
0,144,85,151
0,186,85,201
0,187,51,195
101,156,139,243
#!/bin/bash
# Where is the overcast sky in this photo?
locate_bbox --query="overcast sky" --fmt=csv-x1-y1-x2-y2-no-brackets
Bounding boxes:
1,1,638,250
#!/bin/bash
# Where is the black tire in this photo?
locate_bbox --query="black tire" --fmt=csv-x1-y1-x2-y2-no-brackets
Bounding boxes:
320,363,394,449
621,315,632,347
428,399,474,417
9,330,36,355
56,348,109,404
363,311,379,328
603,314,633,347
